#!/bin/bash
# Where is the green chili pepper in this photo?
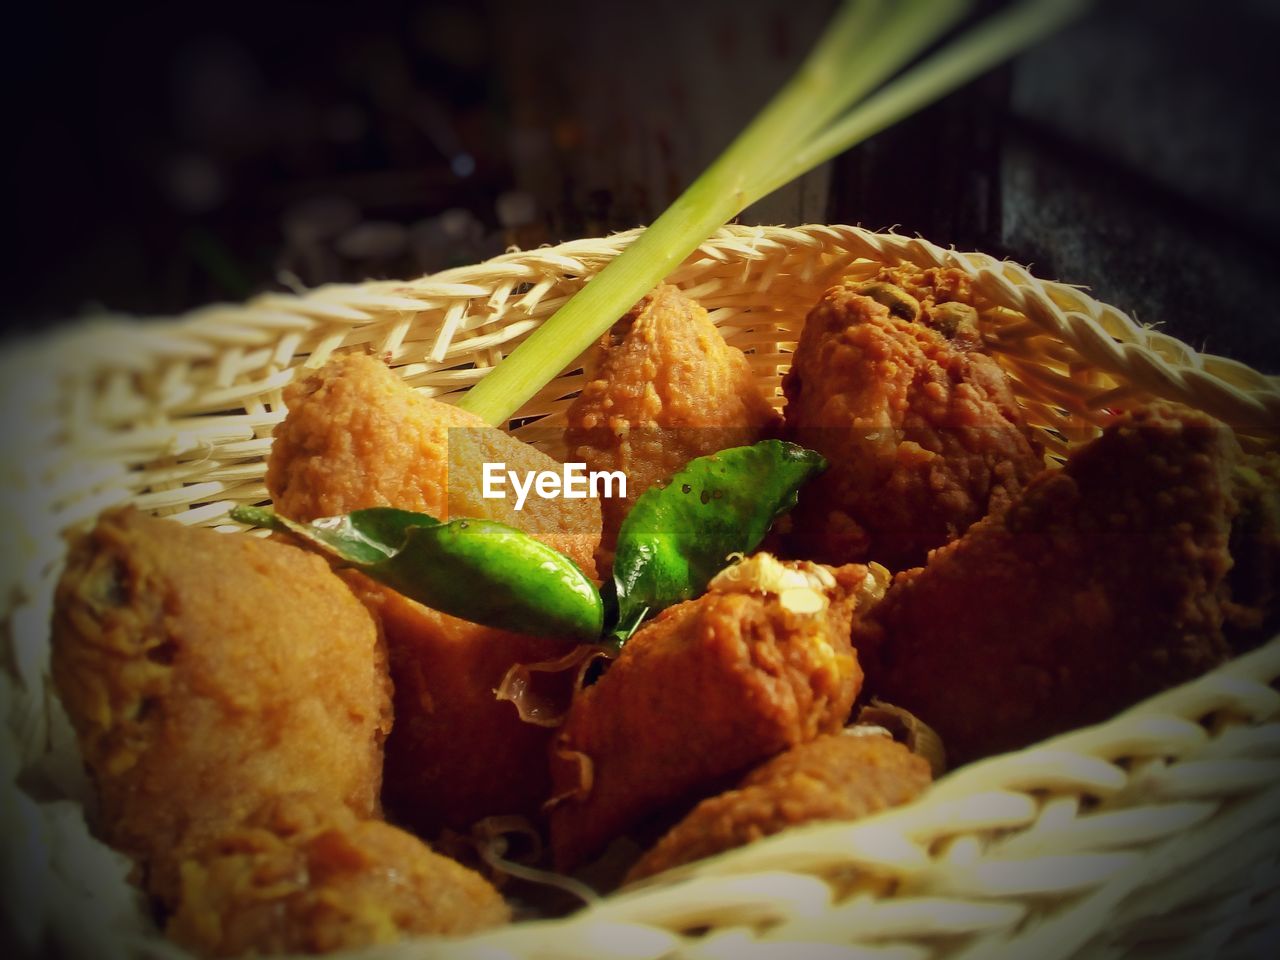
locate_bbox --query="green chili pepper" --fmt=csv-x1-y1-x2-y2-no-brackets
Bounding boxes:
609,439,827,647
231,505,603,642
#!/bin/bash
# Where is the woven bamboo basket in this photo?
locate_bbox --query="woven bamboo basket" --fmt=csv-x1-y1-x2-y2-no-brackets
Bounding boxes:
2,224,1279,960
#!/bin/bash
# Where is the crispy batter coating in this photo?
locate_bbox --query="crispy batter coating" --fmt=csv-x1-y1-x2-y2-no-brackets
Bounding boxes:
167,794,509,956
268,352,600,573
51,510,506,953
548,556,886,871
854,404,1265,764
565,284,780,567
51,508,391,895
782,266,1043,570
352,580,566,835
1224,451,1280,641
627,731,931,881
267,353,599,838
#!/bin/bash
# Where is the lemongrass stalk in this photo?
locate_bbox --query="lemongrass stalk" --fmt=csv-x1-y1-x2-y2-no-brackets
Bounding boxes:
745,0,1090,206
459,0,961,425
758,0,971,160
458,0,1078,426
459,0,967,424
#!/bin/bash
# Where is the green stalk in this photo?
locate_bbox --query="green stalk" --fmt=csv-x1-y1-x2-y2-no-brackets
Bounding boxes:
746,0,1090,205
460,0,1080,426
459,0,965,425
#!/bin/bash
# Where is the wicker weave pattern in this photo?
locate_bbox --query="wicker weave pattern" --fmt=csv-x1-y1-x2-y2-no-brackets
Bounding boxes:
2,224,1278,959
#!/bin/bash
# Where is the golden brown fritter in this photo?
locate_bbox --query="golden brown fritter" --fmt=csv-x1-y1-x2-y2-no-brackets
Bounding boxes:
268,352,600,573
548,555,887,871
782,265,1043,571
266,353,599,839
267,352,468,521
167,793,510,956
1224,451,1280,642
52,509,507,953
627,731,931,881
854,404,1268,765
565,284,780,567
352,580,567,835
51,507,391,896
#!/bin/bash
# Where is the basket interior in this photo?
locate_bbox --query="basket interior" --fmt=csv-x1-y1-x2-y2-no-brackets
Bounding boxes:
4,223,1279,960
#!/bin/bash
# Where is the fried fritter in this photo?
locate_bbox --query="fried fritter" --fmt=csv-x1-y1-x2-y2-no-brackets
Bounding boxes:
52,507,391,895
167,794,509,956
1224,450,1280,639
565,284,780,567
627,730,931,882
52,509,507,952
267,353,599,836
268,352,600,573
548,554,887,871
854,404,1272,764
352,581,566,834
782,265,1043,570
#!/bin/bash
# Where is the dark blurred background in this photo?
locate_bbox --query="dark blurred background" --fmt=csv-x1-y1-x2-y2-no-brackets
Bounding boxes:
8,0,1280,369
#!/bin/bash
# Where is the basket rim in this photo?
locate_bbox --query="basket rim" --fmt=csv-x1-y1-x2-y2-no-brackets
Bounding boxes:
11,224,1279,431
